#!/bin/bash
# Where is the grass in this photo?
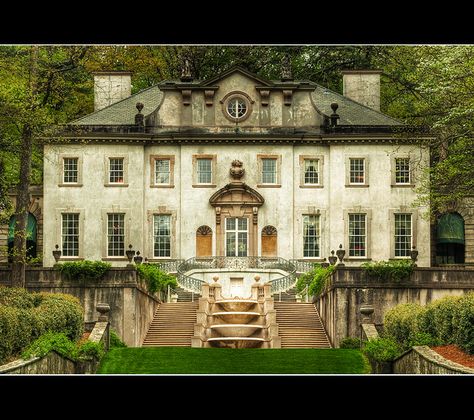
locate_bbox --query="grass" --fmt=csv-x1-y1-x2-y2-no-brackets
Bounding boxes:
97,347,370,374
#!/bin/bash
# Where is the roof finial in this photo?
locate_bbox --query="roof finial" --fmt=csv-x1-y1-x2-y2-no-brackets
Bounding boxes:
281,54,293,82
135,102,144,127
180,58,193,82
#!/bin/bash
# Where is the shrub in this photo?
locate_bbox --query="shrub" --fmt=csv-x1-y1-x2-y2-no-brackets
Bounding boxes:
136,264,177,295
363,338,401,362
0,289,84,364
421,295,461,344
110,329,126,348
33,293,84,341
362,259,414,282
453,292,474,354
76,341,105,360
22,332,77,360
384,303,426,351
340,337,362,349
58,260,111,281
0,286,35,308
22,332,105,361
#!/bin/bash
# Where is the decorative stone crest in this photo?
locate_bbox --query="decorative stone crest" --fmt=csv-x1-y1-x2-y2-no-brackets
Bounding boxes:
180,58,193,82
197,225,212,236
262,225,277,236
230,159,245,180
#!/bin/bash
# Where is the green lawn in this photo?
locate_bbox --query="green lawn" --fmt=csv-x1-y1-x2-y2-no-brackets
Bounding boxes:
97,347,370,374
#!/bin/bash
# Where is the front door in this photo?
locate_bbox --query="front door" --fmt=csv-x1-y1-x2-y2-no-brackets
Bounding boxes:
225,217,248,256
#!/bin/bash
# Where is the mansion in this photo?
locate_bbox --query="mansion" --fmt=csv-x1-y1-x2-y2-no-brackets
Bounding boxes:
2,64,472,268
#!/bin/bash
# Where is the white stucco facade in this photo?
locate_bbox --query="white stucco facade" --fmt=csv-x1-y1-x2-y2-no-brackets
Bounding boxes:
42,67,431,267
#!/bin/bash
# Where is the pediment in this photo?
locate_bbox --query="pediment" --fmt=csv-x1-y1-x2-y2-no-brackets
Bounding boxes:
201,65,273,87
209,182,265,207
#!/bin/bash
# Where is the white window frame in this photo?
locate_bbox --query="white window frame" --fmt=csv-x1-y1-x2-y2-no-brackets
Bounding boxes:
303,214,320,258
257,154,281,188
345,156,369,187
61,213,80,257
104,155,129,187
153,214,172,258
58,154,83,187
225,217,248,257
107,213,126,257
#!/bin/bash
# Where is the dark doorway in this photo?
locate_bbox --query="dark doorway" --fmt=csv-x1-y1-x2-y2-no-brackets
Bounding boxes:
8,213,37,263
436,213,465,264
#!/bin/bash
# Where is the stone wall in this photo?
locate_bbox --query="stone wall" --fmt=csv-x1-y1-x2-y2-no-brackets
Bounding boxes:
0,267,159,347
393,346,474,374
0,351,76,374
314,267,474,347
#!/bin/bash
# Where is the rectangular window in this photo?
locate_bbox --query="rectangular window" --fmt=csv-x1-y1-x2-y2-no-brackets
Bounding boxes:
63,158,78,183
61,213,79,257
303,215,320,258
349,214,366,257
395,214,412,257
154,215,171,257
395,158,410,184
109,158,124,183
225,217,248,257
350,158,365,184
262,158,277,184
155,159,170,184
304,159,319,185
107,214,125,256
197,158,212,184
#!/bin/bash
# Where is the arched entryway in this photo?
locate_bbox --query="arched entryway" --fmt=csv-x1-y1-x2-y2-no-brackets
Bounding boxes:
209,182,264,257
196,225,213,257
436,212,465,264
8,213,38,262
261,225,277,257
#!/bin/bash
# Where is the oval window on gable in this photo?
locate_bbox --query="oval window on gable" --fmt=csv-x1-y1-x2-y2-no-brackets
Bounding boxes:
221,92,253,123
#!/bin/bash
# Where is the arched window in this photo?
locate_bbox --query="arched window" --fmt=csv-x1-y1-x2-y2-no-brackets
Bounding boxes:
196,225,212,257
8,213,37,262
436,213,465,264
261,225,277,257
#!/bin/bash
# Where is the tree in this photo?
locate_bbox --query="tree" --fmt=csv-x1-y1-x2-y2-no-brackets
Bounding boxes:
0,46,90,286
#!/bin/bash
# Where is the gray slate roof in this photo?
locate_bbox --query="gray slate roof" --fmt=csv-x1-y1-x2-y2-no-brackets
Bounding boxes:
311,84,402,126
71,85,163,126
71,80,402,127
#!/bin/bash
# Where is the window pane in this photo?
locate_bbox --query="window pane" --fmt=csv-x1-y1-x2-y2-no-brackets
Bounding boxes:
349,214,366,257
304,159,319,184
303,215,320,258
350,158,365,184
63,158,78,183
155,159,170,184
62,213,79,256
154,215,171,257
226,218,236,231
107,214,125,256
395,158,410,184
238,218,247,231
237,232,247,257
226,232,236,256
262,158,277,184
109,158,124,183
197,158,212,184
395,214,412,257
225,217,248,256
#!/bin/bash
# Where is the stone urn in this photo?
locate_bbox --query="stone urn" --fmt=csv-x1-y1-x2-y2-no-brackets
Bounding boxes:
96,303,111,322
359,304,374,323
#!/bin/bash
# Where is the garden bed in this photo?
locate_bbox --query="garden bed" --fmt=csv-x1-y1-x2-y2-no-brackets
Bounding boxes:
431,345,474,369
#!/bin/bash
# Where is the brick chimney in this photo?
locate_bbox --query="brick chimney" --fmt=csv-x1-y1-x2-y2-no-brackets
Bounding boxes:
342,70,382,111
92,71,132,111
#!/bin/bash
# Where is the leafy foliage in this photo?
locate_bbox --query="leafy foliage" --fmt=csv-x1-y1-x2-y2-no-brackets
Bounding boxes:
136,264,177,295
0,287,84,363
340,337,362,349
363,338,401,362
110,329,127,348
361,259,415,282
296,264,336,297
384,293,474,354
58,260,111,281
21,332,105,361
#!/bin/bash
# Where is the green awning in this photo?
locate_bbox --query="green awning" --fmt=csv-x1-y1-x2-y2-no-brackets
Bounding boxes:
8,214,37,242
437,213,465,245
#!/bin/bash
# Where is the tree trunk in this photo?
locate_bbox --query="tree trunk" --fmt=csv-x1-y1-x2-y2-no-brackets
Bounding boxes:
11,46,38,288
11,124,33,287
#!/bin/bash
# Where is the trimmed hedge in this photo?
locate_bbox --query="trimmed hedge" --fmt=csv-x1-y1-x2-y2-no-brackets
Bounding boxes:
58,260,111,281
0,287,84,364
296,264,336,297
363,337,401,362
384,292,474,354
